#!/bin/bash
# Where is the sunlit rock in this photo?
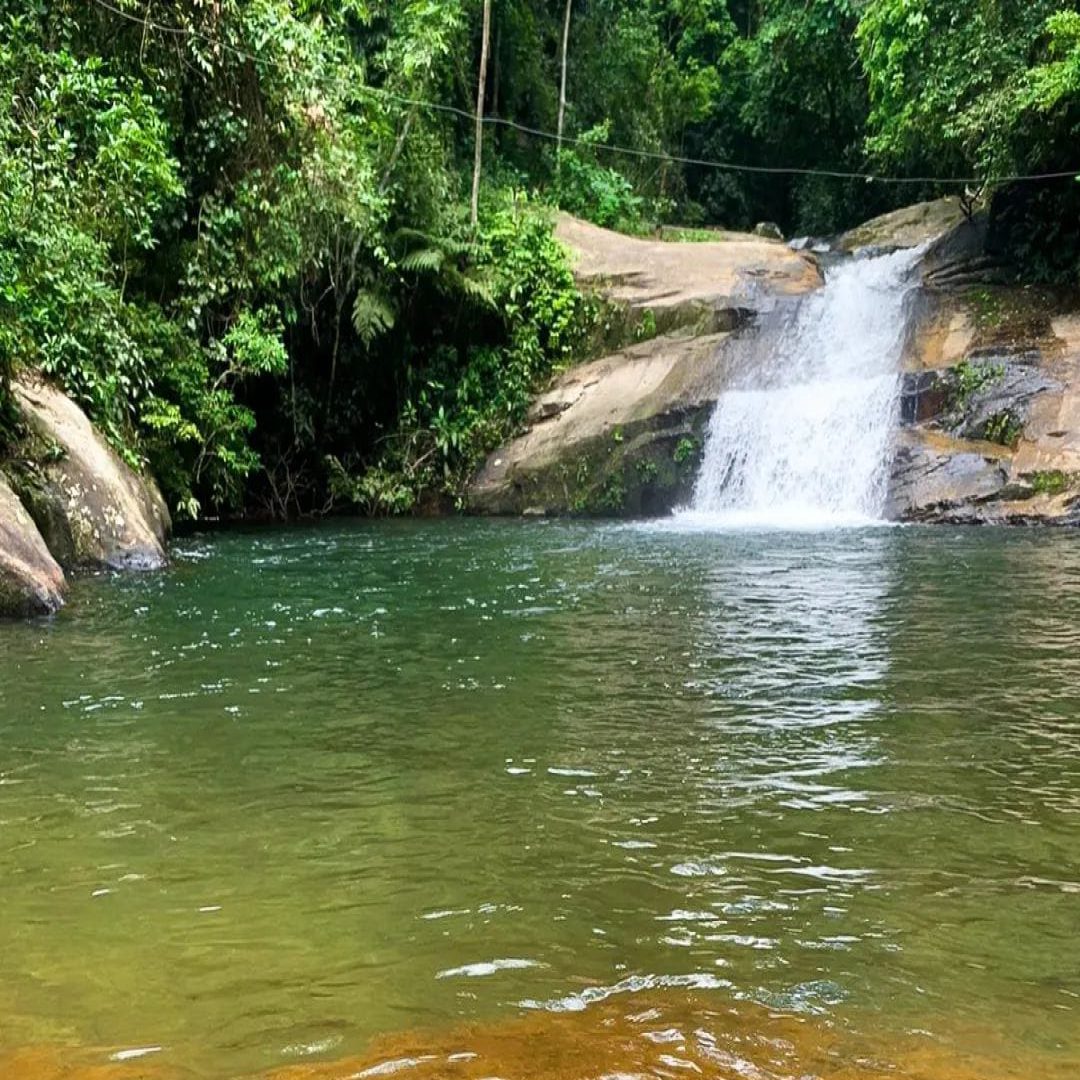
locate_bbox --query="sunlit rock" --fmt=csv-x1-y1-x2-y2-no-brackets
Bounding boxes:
13,376,170,570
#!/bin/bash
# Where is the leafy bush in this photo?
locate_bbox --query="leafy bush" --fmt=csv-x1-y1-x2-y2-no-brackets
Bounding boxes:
0,38,181,458
555,125,643,230
331,199,590,513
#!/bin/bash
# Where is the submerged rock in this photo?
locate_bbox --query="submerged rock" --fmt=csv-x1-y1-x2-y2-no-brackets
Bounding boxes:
0,471,65,617
13,377,170,570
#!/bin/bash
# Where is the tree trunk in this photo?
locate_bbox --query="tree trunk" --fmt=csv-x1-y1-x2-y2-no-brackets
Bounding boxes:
470,0,492,230
492,16,502,134
557,0,572,152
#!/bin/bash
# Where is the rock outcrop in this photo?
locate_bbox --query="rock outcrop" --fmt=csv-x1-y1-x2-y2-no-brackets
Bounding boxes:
469,215,822,515
836,198,969,254
889,288,1080,524
1,375,171,617
471,198,1080,525
863,195,1080,523
13,376,170,570
0,472,66,617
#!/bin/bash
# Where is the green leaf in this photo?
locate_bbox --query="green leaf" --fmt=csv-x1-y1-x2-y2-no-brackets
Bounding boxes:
351,289,396,346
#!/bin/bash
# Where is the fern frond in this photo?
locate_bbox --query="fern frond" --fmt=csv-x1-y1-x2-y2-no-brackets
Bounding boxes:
439,237,480,259
452,269,497,308
390,227,436,246
400,248,445,273
351,289,396,346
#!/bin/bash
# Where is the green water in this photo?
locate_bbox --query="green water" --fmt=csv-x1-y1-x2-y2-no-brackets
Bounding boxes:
1,520,1079,1076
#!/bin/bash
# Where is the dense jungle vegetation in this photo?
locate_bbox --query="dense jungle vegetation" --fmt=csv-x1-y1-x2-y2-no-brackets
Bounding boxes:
2,0,1080,520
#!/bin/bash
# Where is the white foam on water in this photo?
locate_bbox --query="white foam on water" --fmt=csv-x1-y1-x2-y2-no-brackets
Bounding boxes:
678,245,924,530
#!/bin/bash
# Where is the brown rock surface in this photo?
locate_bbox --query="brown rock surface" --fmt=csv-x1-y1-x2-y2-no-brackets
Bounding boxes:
0,471,66,617
837,197,968,254
890,283,1080,523
555,213,821,312
14,377,170,570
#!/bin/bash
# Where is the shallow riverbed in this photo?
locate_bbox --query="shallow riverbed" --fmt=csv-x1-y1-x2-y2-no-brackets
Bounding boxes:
1,520,1078,1078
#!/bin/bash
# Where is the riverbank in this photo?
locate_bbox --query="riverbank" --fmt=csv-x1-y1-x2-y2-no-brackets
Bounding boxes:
7,198,1080,621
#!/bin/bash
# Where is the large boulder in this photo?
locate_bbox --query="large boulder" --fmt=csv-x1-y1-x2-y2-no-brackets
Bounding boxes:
13,377,170,570
470,333,730,516
0,471,65,617
836,197,969,254
469,217,823,516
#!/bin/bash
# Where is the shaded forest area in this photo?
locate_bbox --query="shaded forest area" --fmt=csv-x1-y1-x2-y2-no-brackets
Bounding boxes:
2,0,1079,519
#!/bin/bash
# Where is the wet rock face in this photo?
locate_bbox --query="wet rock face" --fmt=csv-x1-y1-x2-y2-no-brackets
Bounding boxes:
900,352,1058,443
889,280,1080,524
13,377,170,570
886,434,1011,523
0,472,65,617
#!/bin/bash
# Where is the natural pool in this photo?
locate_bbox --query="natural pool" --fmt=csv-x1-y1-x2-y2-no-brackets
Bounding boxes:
1,520,1078,1079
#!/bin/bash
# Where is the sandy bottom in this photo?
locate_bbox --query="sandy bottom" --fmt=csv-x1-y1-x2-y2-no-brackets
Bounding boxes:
3,992,1076,1080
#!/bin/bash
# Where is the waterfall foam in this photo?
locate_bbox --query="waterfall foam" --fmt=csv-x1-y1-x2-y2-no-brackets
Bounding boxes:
679,245,924,529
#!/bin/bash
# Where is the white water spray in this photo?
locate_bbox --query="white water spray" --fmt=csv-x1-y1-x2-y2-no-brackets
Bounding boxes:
682,246,924,528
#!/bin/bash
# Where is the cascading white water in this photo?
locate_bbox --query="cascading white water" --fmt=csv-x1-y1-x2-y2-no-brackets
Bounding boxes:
683,245,924,528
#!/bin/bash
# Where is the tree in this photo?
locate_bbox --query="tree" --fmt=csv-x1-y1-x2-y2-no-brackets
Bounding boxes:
472,0,493,228
558,0,572,152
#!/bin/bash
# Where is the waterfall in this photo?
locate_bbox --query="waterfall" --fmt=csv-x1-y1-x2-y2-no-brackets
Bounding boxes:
682,245,924,528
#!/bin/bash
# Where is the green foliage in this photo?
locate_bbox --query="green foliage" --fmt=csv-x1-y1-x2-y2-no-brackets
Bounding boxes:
332,200,590,513
4,0,1080,523
968,289,1005,329
858,0,1058,177
0,34,182,457
983,410,1023,448
634,310,659,341
1021,11,1080,116
352,291,397,348
556,125,644,229
635,458,659,483
596,471,628,513
674,436,698,465
951,359,1003,404
661,226,726,242
1029,469,1068,495
856,0,1080,279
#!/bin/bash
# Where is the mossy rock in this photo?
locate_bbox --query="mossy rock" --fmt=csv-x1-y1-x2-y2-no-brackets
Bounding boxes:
512,411,709,518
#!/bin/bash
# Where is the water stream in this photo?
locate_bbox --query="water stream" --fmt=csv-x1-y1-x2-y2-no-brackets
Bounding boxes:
686,246,924,527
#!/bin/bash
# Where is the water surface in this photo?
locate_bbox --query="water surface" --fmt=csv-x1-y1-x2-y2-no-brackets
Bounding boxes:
1,520,1078,1078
